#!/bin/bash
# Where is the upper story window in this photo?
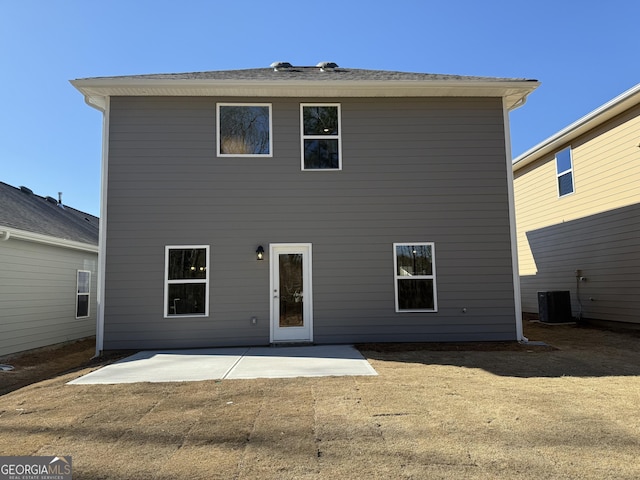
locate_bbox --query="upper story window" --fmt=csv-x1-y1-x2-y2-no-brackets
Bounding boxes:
217,104,272,157
301,104,342,170
555,147,574,197
164,246,209,317
394,243,437,312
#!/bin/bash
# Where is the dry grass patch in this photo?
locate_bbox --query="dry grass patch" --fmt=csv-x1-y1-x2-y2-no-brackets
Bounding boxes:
1,321,640,479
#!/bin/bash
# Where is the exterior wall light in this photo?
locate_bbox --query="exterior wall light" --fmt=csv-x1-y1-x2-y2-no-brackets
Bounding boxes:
256,245,265,261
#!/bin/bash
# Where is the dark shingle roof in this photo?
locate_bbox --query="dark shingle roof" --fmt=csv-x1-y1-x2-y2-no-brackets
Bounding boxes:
0,182,98,245
80,65,535,83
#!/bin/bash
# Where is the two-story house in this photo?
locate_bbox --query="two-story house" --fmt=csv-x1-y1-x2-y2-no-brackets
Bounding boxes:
72,62,538,352
513,83,640,328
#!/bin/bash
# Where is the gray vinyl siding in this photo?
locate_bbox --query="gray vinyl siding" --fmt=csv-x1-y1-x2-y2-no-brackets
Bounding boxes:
520,203,640,324
0,239,97,356
103,96,517,349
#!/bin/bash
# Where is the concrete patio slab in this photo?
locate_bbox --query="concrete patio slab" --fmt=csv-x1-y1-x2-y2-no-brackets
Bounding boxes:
68,345,377,384
227,345,378,379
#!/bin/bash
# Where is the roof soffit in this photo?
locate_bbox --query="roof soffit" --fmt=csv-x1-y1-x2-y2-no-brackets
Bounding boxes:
71,78,540,111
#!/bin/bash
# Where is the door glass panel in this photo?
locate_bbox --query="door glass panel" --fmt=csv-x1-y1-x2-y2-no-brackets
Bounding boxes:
279,253,304,327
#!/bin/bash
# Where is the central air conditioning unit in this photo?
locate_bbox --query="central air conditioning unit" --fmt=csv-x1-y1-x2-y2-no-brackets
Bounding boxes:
538,291,572,323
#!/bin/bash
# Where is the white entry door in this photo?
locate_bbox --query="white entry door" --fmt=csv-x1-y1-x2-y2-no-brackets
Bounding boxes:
270,244,313,343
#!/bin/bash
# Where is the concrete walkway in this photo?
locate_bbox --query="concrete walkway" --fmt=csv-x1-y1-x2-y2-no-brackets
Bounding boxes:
68,344,378,385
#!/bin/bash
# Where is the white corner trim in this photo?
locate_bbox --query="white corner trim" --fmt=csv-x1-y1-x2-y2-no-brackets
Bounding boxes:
503,101,526,342
95,97,110,356
0,226,98,253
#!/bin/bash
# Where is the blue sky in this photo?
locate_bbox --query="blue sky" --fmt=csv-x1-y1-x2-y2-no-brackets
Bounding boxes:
1,0,638,216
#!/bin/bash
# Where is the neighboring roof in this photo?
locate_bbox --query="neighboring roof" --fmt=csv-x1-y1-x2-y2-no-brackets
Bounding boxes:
0,182,98,248
513,83,640,171
71,63,539,112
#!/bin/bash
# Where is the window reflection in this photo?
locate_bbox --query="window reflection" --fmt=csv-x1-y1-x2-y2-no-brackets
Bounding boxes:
219,105,271,155
397,279,434,310
396,245,433,276
303,106,338,135
303,139,339,169
279,254,304,327
168,284,206,315
168,249,207,280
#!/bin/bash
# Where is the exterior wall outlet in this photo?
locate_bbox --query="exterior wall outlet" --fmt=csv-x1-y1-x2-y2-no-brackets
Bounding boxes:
251,317,258,325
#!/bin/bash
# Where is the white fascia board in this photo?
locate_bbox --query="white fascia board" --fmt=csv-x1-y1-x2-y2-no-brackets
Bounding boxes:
71,79,539,111
0,226,98,253
513,83,640,171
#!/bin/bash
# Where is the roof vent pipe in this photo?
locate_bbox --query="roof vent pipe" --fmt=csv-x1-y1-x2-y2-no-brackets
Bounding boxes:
58,192,63,204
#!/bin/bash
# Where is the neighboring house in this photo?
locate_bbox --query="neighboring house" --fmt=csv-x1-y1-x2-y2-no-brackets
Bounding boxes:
513,83,640,327
0,182,99,356
71,62,538,352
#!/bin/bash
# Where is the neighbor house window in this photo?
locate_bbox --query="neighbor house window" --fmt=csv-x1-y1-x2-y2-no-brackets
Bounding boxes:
217,104,272,156
394,243,437,312
165,246,209,317
301,104,342,170
556,147,574,197
76,270,91,318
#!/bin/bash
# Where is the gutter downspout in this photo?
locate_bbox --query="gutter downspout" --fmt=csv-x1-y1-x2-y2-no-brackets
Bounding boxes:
81,92,109,357
95,97,110,357
503,98,528,343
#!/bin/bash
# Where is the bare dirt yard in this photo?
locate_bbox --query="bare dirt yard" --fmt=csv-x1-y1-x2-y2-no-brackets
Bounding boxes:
1,321,640,479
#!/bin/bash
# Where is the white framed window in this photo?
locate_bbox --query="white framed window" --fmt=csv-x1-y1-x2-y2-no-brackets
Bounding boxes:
556,147,574,197
301,104,342,170
217,103,272,157
164,246,209,317
76,270,91,318
394,243,437,312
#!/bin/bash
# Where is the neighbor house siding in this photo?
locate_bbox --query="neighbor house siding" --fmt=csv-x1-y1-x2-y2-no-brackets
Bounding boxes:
102,96,517,349
0,239,98,356
514,105,640,323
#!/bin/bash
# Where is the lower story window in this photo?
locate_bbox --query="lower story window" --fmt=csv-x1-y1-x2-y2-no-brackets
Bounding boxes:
394,243,437,312
76,270,91,318
165,246,209,317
